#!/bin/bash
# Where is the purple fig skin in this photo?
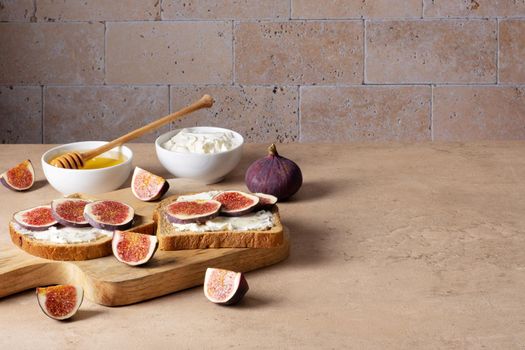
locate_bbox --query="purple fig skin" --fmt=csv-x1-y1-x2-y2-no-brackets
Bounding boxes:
253,193,278,210
213,191,259,217
222,274,249,305
51,199,91,228
37,285,83,321
131,167,170,202
245,144,302,201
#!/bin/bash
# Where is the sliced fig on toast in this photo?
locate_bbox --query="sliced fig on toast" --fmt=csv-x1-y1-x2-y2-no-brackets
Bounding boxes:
84,200,134,231
36,285,83,320
166,200,221,224
112,230,158,266
253,193,278,210
1,159,35,191
131,167,169,202
213,191,259,216
51,198,91,227
204,268,249,305
14,205,58,231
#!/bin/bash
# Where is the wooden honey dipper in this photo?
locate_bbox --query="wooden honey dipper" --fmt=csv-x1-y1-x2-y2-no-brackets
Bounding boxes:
50,94,214,169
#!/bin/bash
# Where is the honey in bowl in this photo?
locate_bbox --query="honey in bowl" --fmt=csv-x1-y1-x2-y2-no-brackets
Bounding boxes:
50,152,127,170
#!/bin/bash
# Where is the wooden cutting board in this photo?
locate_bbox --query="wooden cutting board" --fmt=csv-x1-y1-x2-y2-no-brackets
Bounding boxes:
0,182,290,306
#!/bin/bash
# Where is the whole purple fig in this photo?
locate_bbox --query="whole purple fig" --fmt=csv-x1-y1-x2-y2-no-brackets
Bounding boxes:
245,144,302,201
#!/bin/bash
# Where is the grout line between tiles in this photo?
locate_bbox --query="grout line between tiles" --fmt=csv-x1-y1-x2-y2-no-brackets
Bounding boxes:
421,0,424,18
232,21,235,86
363,19,367,84
41,85,44,143
496,18,500,84
297,85,301,142
430,85,434,141
103,22,107,85
289,0,292,20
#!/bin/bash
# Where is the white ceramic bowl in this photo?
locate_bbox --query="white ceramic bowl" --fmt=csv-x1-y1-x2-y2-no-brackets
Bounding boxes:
155,127,244,184
42,141,133,195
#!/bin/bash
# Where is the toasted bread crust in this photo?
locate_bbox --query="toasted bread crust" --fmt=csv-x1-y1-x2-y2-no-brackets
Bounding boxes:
154,194,284,250
9,222,112,261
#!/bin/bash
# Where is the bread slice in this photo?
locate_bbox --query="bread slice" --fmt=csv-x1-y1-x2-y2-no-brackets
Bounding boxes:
153,194,284,250
9,221,112,261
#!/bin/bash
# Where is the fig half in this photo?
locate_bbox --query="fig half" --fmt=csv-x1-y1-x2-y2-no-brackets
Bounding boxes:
204,268,249,305
1,159,35,191
166,200,221,224
36,285,83,320
213,191,259,216
84,200,134,231
14,205,58,231
112,230,158,266
51,198,91,227
131,167,169,202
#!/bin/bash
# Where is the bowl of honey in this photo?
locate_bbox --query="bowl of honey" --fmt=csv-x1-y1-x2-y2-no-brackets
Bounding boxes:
42,141,133,194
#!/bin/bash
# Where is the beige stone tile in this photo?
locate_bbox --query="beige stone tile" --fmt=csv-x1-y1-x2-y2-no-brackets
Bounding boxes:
433,86,525,141
499,20,525,83
106,22,232,84
300,86,431,142
170,85,298,143
43,86,169,143
366,20,497,84
235,21,363,84
0,23,104,84
35,0,160,21
162,0,289,20
292,0,421,19
0,0,34,21
0,86,42,144
423,0,525,18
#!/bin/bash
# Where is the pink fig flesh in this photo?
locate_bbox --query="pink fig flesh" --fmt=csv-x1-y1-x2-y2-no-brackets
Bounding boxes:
204,268,249,305
212,191,259,216
36,285,83,320
1,159,35,191
83,200,134,231
131,167,169,202
112,230,158,266
166,200,221,224
14,205,58,231
51,198,91,227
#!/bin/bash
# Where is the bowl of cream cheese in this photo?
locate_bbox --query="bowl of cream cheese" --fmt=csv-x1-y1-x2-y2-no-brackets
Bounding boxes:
155,127,244,184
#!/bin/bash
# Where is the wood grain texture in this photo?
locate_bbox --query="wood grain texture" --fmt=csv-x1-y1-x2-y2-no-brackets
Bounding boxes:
0,185,289,306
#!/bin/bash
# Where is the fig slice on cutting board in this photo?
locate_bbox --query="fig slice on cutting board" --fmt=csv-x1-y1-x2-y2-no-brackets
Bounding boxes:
204,268,249,305
112,230,158,266
131,167,169,202
213,191,259,216
165,199,221,224
51,198,91,227
1,159,35,191
14,205,58,231
83,200,134,231
36,285,83,320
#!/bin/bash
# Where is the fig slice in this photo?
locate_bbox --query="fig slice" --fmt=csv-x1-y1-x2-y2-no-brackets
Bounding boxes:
253,193,278,210
1,159,35,191
213,191,260,216
36,285,83,320
131,167,170,202
51,198,91,227
204,268,249,305
166,200,221,224
83,200,134,231
14,205,58,231
112,230,158,266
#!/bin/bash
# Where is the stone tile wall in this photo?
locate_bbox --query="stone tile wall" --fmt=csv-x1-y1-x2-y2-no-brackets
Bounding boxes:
0,0,523,143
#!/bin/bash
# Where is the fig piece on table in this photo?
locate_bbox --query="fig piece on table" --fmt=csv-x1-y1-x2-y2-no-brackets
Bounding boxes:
131,167,169,202
1,159,35,191
112,230,158,266
83,200,134,231
165,200,221,224
36,285,83,320
245,144,302,201
14,205,58,231
204,268,249,305
51,198,91,228
212,191,259,216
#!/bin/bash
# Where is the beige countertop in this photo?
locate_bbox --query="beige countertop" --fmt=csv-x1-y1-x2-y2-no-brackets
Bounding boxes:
1,143,524,349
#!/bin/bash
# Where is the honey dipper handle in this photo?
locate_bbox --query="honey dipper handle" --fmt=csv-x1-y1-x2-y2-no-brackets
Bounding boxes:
82,94,214,160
